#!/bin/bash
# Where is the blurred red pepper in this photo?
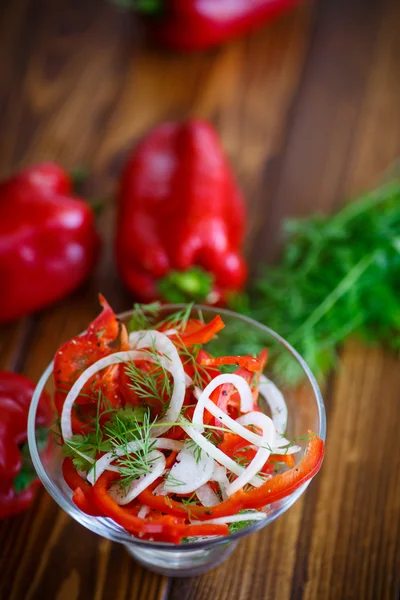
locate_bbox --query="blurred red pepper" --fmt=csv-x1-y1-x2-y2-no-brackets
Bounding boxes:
0,163,100,323
0,372,51,519
135,0,302,51
116,119,247,305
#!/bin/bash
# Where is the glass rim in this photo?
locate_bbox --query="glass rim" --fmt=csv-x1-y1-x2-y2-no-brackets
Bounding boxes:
28,303,326,551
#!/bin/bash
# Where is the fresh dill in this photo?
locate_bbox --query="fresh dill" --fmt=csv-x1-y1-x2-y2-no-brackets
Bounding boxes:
106,408,158,490
228,511,264,534
177,341,216,388
164,472,185,488
186,433,214,463
129,302,162,332
228,179,400,384
123,347,172,413
154,303,194,332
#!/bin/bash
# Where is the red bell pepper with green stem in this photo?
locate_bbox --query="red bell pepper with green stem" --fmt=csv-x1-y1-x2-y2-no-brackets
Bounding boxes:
0,372,52,519
131,1,303,51
0,162,100,323
115,119,247,305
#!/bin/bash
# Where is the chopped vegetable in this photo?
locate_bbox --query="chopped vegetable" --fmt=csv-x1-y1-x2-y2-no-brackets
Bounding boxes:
54,298,324,544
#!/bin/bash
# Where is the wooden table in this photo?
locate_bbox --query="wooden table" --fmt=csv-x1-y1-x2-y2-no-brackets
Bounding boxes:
1,0,399,598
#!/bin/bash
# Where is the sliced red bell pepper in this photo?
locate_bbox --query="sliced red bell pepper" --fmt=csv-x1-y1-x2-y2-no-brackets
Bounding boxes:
62,458,104,517
0,162,99,323
53,295,128,431
93,470,228,543
138,433,324,519
199,355,261,372
176,315,225,346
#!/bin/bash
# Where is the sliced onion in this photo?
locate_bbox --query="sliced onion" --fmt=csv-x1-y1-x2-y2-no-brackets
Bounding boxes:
211,465,230,501
108,450,165,505
204,399,262,446
162,329,178,336
180,419,264,487
258,375,288,435
193,374,253,431
138,505,150,519
191,511,267,525
227,412,275,496
163,444,215,494
86,438,184,485
272,435,301,455
129,330,186,437
61,350,150,441
195,484,220,507
153,482,168,496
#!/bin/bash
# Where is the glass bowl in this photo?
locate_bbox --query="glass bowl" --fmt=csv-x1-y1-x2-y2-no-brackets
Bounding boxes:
28,305,326,577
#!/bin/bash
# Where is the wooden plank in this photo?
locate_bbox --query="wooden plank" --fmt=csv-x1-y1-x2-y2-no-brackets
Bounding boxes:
250,0,384,265
168,0,399,598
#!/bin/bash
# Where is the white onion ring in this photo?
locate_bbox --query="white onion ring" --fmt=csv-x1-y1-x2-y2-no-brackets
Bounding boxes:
164,445,215,494
180,419,264,487
203,399,262,446
86,438,184,485
138,505,150,519
227,412,275,496
129,330,187,437
108,450,165,505
211,465,230,500
191,511,267,525
193,374,253,430
195,484,220,507
258,375,288,435
61,350,150,441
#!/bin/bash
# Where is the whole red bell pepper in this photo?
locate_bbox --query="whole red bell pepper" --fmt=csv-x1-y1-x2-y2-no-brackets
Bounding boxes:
0,371,52,519
116,119,247,304
0,162,100,323
134,0,302,51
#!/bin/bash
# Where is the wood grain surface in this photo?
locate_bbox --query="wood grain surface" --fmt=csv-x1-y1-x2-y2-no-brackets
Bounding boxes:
1,0,400,598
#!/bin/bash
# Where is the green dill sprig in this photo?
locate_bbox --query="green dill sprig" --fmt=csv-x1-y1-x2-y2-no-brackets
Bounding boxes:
123,347,173,414
106,408,158,490
227,179,400,385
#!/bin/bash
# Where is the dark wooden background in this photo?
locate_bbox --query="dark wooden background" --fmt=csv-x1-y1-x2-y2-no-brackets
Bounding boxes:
0,0,399,598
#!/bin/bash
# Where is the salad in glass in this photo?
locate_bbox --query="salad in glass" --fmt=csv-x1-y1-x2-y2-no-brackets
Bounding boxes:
50,296,325,546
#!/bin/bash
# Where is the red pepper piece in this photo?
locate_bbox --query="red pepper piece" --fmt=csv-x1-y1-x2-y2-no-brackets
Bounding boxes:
62,458,104,517
116,120,247,305
53,295,128,423
92,470,228,543
0,162,100,323
139,433,324,519
175,315,225,346
137,1,302,52
0,371,51,519
199,355,261,372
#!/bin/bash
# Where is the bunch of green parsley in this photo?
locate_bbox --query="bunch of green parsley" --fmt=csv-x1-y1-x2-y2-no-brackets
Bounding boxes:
229,179,400,384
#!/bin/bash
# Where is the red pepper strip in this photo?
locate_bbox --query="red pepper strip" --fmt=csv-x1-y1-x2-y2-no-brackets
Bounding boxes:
139,433,324,519
93,471,227,543
176,315,225,346
165,451,178,469
72,487,103,517
270,454,296,468
54,295,128,427
200,355,261,372
62,458,104,517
